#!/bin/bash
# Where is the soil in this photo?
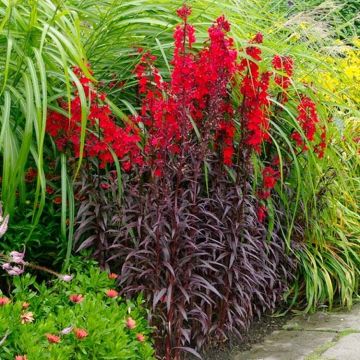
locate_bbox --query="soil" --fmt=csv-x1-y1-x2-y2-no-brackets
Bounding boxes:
187,312,292,360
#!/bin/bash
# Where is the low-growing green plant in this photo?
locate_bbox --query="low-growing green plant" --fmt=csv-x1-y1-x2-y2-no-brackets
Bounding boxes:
0,265,155,359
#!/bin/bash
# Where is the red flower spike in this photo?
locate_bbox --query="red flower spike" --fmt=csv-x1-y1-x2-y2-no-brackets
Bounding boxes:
240,39,271,154
176,4,192,21
272,55,294,96
314,125,327,159
292,95,319,151
257,166,279,201
46,64,142,171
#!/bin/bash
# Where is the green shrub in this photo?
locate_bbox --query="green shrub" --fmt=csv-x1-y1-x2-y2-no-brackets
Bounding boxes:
0,265,155,359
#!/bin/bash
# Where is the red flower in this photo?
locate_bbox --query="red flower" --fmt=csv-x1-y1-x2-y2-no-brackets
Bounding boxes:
46,334,61,344
154,168,162,177
257,205,267,223
136,333,145,342
100,182,111,190
0,297,10,306
240,55,271,153
223,146,234,166
176,4,192,21
25,168,37,183
217,121,236,166
22,302,30,309
106,289,118,298
251,32,263,44
292,95,319,151
257,166,279,201
46,186,55,195
262,166,278,189
69,294,84,303
272,55,294,92
98,92,106,101
15,356,28,360
126,317,137,329
74,328,88,339
108,273,118,280
314,125,327,159
46,65,142,171
291,131,306,149
53,196,62,205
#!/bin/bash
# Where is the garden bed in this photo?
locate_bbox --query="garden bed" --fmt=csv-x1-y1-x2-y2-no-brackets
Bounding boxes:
0,0,359,359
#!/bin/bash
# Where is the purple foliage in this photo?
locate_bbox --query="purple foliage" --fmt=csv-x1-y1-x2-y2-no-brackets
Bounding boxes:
75,154,295,359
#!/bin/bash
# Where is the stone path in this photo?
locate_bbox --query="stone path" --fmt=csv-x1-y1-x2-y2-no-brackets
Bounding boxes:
233,303,360,360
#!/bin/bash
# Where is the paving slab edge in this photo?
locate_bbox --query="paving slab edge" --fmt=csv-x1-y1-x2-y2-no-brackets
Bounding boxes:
303,329,360,360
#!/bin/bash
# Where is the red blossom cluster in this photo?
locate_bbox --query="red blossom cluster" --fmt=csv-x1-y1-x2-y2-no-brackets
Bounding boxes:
44,6,327,226
272,55,294,91
239,34,271,153
257,204,267,223
74,328,88,340
46,65,142,170
291,95,319,151
0,296,10,306
258,166,279,200
25,168,37,183
134,51,181,175
314,125,327,159
202,15,237,165
176,4,192,21
134,6,238,173
256,164,280,222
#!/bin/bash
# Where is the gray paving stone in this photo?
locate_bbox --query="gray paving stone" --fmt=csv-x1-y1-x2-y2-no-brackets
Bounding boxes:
233,330,335,360
231,303,360,360
285,304,360,332
322,333,360,360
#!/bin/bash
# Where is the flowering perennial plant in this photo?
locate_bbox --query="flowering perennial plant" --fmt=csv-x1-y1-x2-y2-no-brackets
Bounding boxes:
132,10,237,173
74,6,329,359
45,6,326,200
